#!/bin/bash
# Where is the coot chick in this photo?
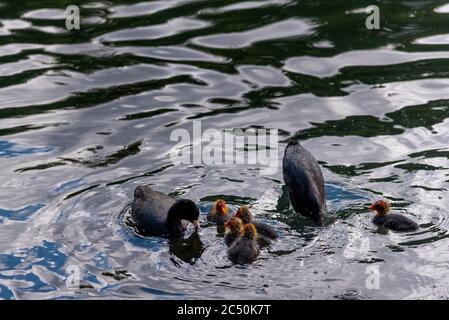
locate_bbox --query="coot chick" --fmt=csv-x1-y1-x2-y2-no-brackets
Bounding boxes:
282,140,326,222
131,185,200,236
228,224,260,265
234,206,278,241
369,200,419,232
225,216,272,247
224,217,243,246
207,199,230,225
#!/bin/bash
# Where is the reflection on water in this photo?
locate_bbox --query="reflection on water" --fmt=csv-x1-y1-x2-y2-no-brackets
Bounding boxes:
169,232,205,266
0,0,449,299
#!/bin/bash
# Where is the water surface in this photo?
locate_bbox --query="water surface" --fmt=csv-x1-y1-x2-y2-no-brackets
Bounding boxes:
1,0,449,299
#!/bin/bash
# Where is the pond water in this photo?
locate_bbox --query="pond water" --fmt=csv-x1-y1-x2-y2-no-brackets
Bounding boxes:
1,0,449,299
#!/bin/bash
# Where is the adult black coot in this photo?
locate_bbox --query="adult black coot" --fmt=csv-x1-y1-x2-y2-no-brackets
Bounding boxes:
228,224,260,265
282,140,326,222
369,200,419,232
131,185,200,236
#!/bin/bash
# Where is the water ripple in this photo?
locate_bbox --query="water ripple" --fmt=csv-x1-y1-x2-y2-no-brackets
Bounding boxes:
1,0,449,300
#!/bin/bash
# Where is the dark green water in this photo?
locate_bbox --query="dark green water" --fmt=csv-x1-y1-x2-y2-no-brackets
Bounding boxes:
1,0,449,299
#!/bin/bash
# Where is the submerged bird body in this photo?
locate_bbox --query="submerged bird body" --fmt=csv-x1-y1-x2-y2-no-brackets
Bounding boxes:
131,185,200,236
369,200,418,232
234,206,278,242
207,199,230,225
282,141,326,222
228,224,259,264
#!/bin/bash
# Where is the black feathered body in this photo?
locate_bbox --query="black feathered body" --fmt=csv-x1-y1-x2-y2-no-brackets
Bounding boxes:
372,213,418,232
228,238,259,264
225,229,271,247
253,221,278,240
282,141,326,222
256,234,271,247
132,186,187,236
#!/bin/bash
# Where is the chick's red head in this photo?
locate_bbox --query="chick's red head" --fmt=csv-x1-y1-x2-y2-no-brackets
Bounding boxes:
224,217,243,234
214,199,229,216
368,200,390,215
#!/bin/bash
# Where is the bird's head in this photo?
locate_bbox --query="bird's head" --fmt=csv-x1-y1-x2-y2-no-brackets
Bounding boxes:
234,206,252,224
242,223,257,240
224,217,243,235
368,199,390,215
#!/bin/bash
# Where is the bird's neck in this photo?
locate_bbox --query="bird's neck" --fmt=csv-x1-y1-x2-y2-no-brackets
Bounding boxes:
372,213,387,226
376,210,389,216
165,212,184,235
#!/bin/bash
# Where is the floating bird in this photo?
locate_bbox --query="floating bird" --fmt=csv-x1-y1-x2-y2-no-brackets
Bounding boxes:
228,223,260,264
224,217,244,246
282,140,326,222
207,199,230,225
234,206,277,242
226,214,272,248
369,199,419,232
131,185,200,236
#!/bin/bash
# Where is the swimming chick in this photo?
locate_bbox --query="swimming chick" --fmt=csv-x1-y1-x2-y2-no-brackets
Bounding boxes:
131,185,200,236
228,223,260,265
207,199,230,225
369,199,419,232
234,206,278,241
282,140,326,222
224,217,244,246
